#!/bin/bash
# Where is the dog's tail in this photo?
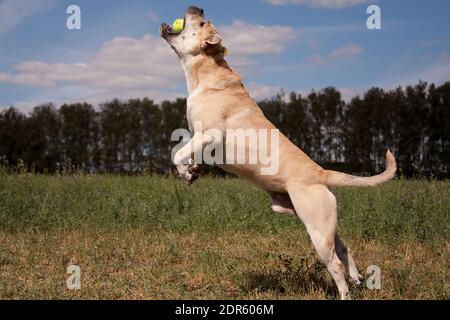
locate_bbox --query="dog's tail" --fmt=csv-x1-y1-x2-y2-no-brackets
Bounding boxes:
324,150,397,187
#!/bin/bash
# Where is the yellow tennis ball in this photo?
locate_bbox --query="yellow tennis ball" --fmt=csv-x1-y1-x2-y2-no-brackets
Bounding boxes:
172,19,184,33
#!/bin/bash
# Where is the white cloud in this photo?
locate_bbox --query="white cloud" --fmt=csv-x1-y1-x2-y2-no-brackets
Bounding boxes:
1,34,182,89
329,44,363,59
310,54,325,65
440,52,450,61
1,100,40,114
246,82,283,101
263,0,368,9
420,39,446,48
0,0,57,35
0,33,184,110
247,84,366,102
0,72,11,81
1,20,298,109
227,57,257,68
308,44,363,65
338,87,366,101
221,21,296,56
3,86,184,115
336,62,450,103
76,88,183,106
383,62,450,89
307,38,321,50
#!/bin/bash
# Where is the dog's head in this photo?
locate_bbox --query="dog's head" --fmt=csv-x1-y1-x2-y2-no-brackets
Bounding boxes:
160,6,227,59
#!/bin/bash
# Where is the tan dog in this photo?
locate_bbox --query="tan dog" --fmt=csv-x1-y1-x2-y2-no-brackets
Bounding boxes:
161,6,396,300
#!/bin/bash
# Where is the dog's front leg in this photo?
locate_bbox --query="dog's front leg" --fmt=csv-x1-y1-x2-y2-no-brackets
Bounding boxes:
173,132,214,185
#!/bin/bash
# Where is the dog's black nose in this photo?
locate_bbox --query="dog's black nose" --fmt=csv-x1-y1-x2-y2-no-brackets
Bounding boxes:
187,6,204,16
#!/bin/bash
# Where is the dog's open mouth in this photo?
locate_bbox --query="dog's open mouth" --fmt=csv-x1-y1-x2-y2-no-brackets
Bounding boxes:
161,7,204,40
160,20,184,39
160,23,174,39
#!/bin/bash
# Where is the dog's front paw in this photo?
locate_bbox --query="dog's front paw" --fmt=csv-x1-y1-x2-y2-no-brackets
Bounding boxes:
177,160,200,185
350,273,364,286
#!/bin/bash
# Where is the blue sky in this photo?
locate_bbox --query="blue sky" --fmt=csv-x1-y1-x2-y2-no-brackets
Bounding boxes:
0,0,449,112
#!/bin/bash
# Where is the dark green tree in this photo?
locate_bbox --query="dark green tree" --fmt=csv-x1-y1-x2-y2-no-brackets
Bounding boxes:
60,103,98,171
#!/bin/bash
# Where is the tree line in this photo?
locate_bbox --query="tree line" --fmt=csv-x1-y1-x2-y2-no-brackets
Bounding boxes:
1,81,449,178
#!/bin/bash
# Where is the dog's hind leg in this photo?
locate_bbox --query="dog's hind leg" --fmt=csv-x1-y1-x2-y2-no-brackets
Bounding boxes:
288,184,350,300
335,234,363,285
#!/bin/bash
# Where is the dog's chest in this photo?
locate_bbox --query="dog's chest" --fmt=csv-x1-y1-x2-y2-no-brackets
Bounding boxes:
186,88,220,133
186,92,201,132
186,85,230,135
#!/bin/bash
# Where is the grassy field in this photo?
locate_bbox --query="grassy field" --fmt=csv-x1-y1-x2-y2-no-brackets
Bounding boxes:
0,169,448,299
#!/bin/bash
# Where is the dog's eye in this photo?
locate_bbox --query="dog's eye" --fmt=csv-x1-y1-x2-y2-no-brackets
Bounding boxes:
200,22,205,27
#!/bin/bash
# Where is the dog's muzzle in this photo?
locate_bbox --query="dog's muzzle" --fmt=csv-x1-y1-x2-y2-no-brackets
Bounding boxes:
186,6,204,17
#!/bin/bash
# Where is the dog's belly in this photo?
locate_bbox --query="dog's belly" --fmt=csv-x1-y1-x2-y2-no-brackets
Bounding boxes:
215,129,325,192
217,163,287,192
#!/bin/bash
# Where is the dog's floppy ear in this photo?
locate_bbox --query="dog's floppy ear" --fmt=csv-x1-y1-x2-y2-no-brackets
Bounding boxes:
203,33,222,47
202,33,228,56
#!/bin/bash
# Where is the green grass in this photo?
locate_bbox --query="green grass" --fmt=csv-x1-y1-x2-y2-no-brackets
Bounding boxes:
0,170,449,299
